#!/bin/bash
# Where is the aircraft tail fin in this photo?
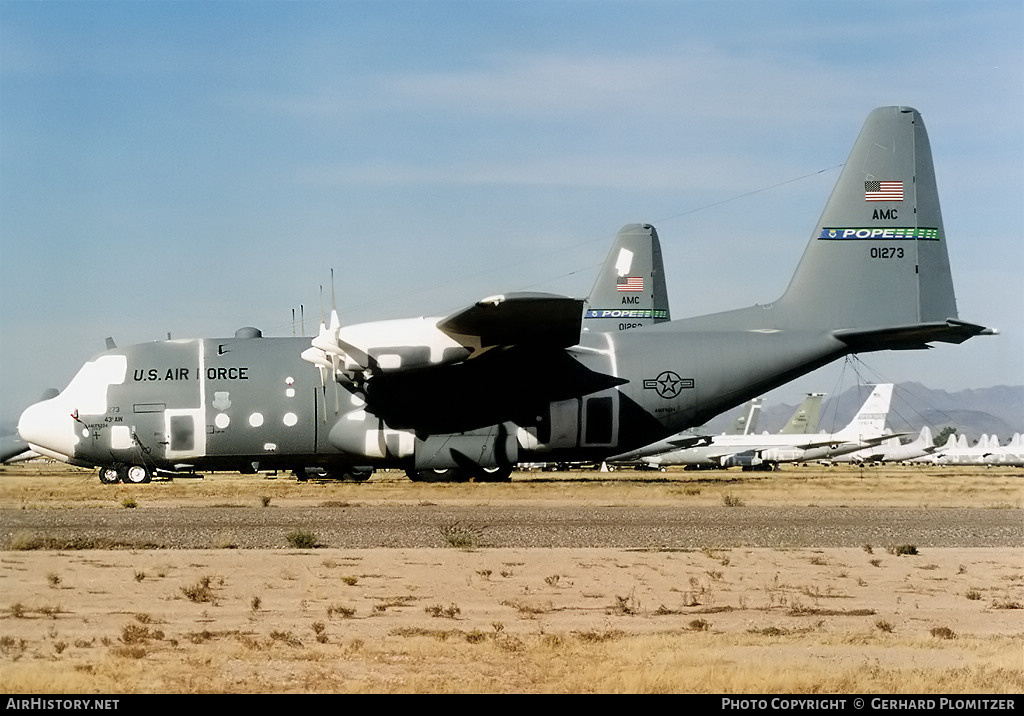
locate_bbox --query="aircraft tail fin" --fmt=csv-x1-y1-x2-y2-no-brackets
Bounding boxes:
583,223,670,333
730,398,762,434
915,425,933,448
780,393,824,434
776,107,991,346
835,383,893,439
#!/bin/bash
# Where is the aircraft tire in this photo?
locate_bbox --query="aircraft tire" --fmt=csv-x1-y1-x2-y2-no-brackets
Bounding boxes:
123,465,152,484
339,468,372,482
99,466,121,484
405,468,469,483
474,466,512,482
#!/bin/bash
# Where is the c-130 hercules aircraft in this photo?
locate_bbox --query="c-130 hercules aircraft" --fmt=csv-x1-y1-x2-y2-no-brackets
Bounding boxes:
15,107,994,483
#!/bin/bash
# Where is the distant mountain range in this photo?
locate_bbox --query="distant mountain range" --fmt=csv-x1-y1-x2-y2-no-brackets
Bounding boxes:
702,383,1024,444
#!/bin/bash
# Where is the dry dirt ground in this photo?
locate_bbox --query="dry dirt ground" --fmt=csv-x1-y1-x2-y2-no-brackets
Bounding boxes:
0,463,1021,694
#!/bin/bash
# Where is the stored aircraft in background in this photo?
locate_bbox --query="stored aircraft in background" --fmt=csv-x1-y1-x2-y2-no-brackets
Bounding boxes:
730,398,763,436
611,385,894,470
0,434,34,464
608,391,820,470
918,433,1024,467
832,425,937,465
777,393,824,437
16,106,993,483
982,434,1024,467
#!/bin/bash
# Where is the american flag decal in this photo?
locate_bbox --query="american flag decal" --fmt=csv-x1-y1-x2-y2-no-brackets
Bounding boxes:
616,276,644,292
864,180,904,202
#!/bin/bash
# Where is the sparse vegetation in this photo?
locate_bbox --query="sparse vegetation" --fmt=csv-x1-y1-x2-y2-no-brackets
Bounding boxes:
0,463,1019,694
286,529,319,549
610,592,640,615
439,522,488,549
269,630,302,647
890,544,919,556
181,576,218,603
327,604,356,618
930,626,956,640
992,599,1021,610
425,603,461,619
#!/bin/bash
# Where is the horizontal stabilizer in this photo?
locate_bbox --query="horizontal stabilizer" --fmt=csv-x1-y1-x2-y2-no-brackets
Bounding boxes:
834,319,996,351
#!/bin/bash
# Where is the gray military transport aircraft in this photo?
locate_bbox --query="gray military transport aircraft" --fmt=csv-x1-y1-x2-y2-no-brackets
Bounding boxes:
15,106,994,483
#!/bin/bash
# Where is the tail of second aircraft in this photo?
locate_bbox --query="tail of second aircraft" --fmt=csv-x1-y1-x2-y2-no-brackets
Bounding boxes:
583,223,670,333
730,398,762,435
779,393,824,435
774,106,991,348
833,383,893,440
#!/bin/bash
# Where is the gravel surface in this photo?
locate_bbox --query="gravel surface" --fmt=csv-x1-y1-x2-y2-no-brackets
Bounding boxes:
3,504,1020,549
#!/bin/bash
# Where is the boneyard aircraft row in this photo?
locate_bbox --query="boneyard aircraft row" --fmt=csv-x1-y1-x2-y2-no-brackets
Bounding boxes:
611,386,894,470
14,107,994,483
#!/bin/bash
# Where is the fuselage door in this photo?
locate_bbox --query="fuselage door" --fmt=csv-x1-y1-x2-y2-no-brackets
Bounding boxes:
581,389,619,448
160,340,206,461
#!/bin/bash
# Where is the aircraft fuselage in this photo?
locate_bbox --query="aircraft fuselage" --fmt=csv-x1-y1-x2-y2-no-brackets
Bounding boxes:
17,314,850,481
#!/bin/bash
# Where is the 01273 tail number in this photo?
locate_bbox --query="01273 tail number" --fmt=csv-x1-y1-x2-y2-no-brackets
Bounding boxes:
870,246,904,259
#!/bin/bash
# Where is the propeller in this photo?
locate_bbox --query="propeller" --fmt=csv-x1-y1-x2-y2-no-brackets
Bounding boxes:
300,270,378,416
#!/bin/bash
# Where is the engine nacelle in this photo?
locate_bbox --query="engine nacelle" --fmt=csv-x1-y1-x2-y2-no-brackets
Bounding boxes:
413,428,518,470
758,448,802,463
720,451,763,468
328,410,519,469
328,409,415,461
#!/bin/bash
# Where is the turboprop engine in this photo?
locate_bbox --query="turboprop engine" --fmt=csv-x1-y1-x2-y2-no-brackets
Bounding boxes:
327,410,519,470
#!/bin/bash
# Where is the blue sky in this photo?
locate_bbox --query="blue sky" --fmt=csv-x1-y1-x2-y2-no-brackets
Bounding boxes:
2,0,1022,429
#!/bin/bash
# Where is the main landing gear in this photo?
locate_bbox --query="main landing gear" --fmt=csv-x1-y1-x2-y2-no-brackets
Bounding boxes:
295,466,373,482
404,466,513,483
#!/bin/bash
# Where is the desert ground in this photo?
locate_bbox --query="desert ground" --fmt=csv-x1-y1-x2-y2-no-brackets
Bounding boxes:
0,462,1020,694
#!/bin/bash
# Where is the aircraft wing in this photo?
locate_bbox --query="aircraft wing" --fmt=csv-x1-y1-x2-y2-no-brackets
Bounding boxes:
357,293,622,433
363,344,625,433
665,435,713,449
437,292,585,352
859,431,911,447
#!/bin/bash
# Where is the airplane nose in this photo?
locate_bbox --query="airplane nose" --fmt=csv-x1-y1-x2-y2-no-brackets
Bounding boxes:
17,397,80,461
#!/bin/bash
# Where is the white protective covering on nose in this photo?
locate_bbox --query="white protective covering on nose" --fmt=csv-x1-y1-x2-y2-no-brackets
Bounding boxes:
17,354,127,460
